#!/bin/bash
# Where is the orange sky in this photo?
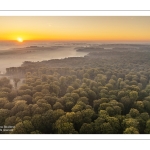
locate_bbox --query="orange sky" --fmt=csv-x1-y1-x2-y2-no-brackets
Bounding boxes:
0,16,150,41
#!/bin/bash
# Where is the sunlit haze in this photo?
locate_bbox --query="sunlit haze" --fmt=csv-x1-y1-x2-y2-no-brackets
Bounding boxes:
17,37,23,42
0,16,150,42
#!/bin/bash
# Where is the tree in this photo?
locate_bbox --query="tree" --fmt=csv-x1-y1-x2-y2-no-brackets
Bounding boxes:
140,112,149,121
105,83,113,90
101,122,115,134
81,108,95,123
0,77,11,88
5,116,16,126
65,101,74,112
70,93,79,103
31,114,45,132
54,116,77,134
49,83,60,96
145,119,150,133
78,97,89,105
73,111,83,131
12,120,34,134
93,99,101,113
72,104,83,112
19,84,31,90
13,78,20,89
66,86,74,93
44,96,58,106
0,109,10,126
124,127,139,134
99,103,109,110
87,90,97,106
129,108,140,118
22,95,32,104
53,109,65,121
65,112,75,122
113,106,122,115
106,117,121,133
140,76,147,88
59,76,67,96
41,110,56,133
11,100,27,115
0,91,9,98
122,118,139,131
145,84,150,95
53,102,64,110
8,90,17,102
138,90,148,100
129,91,138,102
0,98,9,108
133,101,144,113
94,117,105,134
34,85,42,92
3,102,15,110
137,112,149,133
106,106,115,116
79,123,94,134
118,91,125,99
120,96,131,114
31,130,41,134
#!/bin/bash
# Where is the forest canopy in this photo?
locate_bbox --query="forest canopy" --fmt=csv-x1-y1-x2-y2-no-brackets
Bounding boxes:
1,44,150,134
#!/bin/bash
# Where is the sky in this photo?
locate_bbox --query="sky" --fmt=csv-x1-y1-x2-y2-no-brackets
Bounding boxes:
0,16,150,42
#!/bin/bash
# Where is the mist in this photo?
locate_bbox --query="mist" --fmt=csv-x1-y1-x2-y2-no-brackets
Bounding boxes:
0,41,88,73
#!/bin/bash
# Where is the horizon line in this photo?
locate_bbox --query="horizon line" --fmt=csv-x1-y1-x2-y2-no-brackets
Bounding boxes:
0,40,150,42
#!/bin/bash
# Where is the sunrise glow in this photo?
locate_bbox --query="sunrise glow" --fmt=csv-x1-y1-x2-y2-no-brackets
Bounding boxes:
17,37,23,42
0,16,150,42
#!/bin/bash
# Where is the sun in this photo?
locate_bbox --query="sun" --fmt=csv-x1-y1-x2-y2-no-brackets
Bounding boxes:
17,37,23,42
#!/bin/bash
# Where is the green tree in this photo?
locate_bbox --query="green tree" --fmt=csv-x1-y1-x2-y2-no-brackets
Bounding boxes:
0,98,9,108
54,116,77,134
129,108,140,118
124,127,139,134
79,123,94,134
0,109,10,126
145,119,150,133
53,102,64,110
12,120,34,134
129,91,138,103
